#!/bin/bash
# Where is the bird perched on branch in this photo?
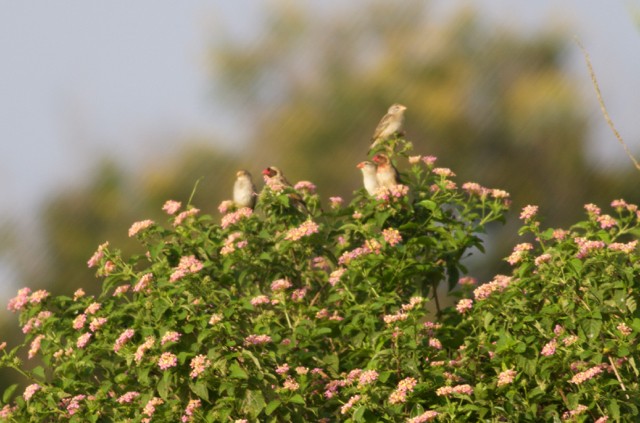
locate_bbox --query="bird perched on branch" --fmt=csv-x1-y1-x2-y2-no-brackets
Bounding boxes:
262,166,308,213
369,103,407,153
357,161,380,196
233,170,257,209
372,153,399,189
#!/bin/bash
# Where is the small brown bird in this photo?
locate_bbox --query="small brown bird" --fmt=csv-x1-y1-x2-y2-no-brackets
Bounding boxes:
356,161,380,196
372,153,400,189
233,170,257,209
369,103,407,152
262,166,308,212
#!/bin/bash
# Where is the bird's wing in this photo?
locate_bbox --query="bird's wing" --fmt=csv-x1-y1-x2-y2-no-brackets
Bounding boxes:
371,113,392,140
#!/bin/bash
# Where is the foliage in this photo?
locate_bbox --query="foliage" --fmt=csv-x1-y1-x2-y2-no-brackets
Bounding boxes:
1,138,511,421
5,135,640,421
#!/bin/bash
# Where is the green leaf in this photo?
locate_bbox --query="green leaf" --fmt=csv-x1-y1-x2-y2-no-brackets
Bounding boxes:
190,381,209,401
242,389,266,417
32,366,45,380
157,373,171,399
288,394,305,405
2,384,18,403
265,399,281,416
580,319,602,340
229,362,248,379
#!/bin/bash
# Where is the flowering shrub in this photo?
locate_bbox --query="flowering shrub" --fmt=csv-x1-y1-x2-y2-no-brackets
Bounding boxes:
2,137,638,421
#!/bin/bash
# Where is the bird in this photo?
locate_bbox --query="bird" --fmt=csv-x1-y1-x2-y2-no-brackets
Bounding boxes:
262,166,308,213
369,103,407,153
372,153,400,189
233,170,257,209
356,161,380,196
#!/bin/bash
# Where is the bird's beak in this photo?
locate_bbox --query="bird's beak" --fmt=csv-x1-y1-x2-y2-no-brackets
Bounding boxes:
262,168,270,176
356,162,365,169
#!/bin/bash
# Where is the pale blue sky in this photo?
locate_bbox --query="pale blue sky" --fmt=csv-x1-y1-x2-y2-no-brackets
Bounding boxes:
1,1,639,302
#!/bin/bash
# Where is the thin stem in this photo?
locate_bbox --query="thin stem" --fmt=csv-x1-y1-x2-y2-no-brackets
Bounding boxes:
576,37,640,172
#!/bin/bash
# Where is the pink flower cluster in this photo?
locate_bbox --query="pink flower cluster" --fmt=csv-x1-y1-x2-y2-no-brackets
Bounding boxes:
597,214,617,229
76,332,92,349
221,207,252,229
89,317,108,332
569,364,604,385
338,240,381,265
562,335,578,346
328,268,346,286
113,284,130,296
158,352,178,370
382,228,402,246
169,255,204,282
358,370,379,387
429,338,443,350
181,399,201,423
534,253,552,266
209,313,223,325
22,310,53,334
473,275,512,300
458,276,477,287
294,180,316,193
221,232,248,255
497,369,517,387
435,384,473,397
23,383,41,401
87,241,109,268
73,314,87,330
408,410,439,423
113,328,135,352
291,288,307,301
116,391,140,404
189,354,211,378
375,184,410,202
134,336,156,363
519,205,538,221
28,334,45,359
540,339,557,357
617,322,632,336
506,243,533,265
85,302,101,315
574,237,605,259
270,278,292,292
174,207,200,226
329,196,343,209
608,240,637,254
0,404,17,419
161,331,181,345
251,295,270,306
432,167,455,178
284,219,319,241
338,394,360,415
162,200,181,215
584,203,601,216
61,394,86,416
244,334,272,346
282,377,299,391
383,311,408,325
462,182,491,197
142,397,164,420
7,288,33,312
128,219,154,237
133,273,154,293
388,377,418,404
456,298,473,314
562,404,588,421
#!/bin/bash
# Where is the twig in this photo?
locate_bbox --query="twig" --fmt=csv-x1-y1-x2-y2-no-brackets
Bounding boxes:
575,37,640,172
608,355,630,400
